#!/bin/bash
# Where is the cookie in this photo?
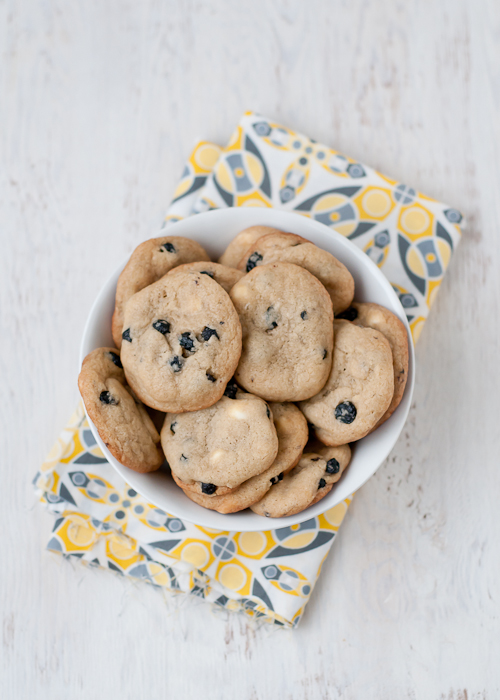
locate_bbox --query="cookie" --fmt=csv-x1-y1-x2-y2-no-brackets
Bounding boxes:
300,320,394,445
218,226,284,268
120,269,242,412
111,236,210,348
160,384,279,490
250,443,351,518
230,262,334,401
178,401,308,513
237,232,355,314
166,261,244,293
338,302,409,426
78,347,164,473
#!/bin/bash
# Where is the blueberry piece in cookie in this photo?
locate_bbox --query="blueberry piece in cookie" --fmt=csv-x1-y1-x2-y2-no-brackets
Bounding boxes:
326,458,340,474
169,355,183,372
223,379,239,400
200,326,219,341
179,332,195,354
265,306,279,331
246,251,263,272
99,390,117,405
161,242,176,253
153,320,171,335
334,401,357,424
108,351,123,368
78,347,164,473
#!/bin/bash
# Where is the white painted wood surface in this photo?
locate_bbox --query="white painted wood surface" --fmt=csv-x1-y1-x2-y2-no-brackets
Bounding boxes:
1,0,499,697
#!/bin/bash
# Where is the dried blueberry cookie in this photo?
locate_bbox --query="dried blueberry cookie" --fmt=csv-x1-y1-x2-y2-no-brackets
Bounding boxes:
300,319,394,445
180,401,308,513
338,302,409,427
237,231,355,315
120,269,242,412
218,225,284,268
160,383,279,492
166,261,244,293
111,236,210,348
250,444,351,518
78,347,164,473
230,262,334,402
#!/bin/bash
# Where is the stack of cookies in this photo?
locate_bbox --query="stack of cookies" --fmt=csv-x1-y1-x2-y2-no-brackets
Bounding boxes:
78,226,409,517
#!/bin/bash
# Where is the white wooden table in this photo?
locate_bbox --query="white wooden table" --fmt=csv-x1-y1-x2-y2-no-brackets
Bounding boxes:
1,0,499,697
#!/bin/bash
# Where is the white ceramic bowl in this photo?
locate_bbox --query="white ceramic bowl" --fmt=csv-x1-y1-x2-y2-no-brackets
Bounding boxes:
80,208,415,531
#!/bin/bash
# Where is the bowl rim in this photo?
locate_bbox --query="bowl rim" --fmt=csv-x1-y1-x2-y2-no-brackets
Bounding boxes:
79,207,415,531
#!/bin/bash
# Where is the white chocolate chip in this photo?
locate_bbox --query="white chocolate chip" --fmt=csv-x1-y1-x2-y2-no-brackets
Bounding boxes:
209,449,228,464
230,284,251,301
227,405,249,420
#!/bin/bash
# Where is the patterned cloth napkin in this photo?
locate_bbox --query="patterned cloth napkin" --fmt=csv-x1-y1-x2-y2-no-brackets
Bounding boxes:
34,112,463,628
